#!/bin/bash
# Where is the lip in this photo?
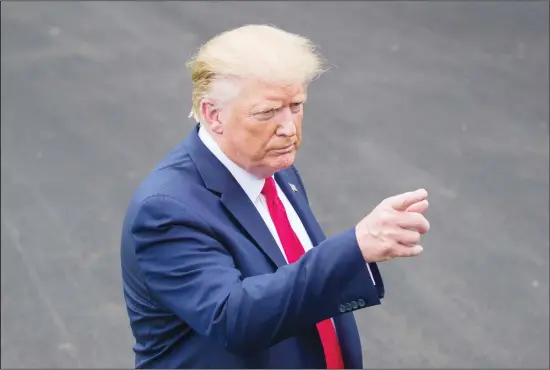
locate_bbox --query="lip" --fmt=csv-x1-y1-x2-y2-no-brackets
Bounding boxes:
272,144,295,154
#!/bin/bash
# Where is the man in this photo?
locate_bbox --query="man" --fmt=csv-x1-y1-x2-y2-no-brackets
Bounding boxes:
121,25,430,369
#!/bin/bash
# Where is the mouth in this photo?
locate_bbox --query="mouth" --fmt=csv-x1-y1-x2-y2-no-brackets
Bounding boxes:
272,144,295,154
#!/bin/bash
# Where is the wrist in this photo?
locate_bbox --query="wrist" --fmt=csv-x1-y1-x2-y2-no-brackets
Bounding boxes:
354,226,370,263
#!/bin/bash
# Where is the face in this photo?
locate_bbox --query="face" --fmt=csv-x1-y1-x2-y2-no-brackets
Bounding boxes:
201,79,306,178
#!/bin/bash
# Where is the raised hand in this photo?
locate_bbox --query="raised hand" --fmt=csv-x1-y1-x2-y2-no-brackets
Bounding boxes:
355,189,430,262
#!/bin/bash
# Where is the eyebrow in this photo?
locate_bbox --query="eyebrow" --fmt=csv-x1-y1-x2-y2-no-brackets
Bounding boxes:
252,98,307,112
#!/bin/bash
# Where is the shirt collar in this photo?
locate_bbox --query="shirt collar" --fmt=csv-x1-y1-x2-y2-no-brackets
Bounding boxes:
198,125,266,203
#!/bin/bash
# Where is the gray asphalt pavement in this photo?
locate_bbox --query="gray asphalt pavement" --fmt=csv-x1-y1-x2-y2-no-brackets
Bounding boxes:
1,1,548,368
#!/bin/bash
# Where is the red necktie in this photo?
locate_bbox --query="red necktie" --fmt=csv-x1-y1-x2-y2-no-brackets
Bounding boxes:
261,177,345,369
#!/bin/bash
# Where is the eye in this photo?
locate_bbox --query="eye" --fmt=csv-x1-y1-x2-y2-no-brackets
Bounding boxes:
256,108,277,120
290,102,303,113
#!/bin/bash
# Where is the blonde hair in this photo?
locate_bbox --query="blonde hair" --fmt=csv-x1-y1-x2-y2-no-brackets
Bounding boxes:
186,24,327,122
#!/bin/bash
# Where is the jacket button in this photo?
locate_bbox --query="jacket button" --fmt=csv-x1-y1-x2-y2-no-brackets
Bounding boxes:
352,301,358,310
345,303,352,311
339,304,346,313
358,299,365,307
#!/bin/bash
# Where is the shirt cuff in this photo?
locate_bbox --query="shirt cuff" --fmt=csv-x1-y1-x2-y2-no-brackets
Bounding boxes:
366,263,376,285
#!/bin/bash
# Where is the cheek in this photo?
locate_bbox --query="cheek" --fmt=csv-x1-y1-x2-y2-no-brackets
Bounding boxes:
294,116,303,141
241,123,276,155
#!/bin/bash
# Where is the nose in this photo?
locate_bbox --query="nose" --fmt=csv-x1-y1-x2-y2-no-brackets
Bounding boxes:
276,109,297,137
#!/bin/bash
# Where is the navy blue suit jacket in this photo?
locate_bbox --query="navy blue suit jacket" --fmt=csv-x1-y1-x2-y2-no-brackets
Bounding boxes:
120,124,385,368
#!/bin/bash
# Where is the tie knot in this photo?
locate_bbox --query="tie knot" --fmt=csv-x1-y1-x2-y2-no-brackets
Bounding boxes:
261,177,278,199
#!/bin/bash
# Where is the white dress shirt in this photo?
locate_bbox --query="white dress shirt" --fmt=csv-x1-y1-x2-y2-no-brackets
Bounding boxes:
198,126,375,284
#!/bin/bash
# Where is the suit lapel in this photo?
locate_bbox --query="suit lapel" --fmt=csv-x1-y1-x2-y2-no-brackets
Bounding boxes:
275,171,326,247
185,125,287,268
220,183,287,268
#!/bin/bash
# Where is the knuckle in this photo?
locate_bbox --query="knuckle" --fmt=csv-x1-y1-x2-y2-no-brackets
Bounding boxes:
382,227,396,239
385,245,399,258
379,210,396,224
395,248,407,258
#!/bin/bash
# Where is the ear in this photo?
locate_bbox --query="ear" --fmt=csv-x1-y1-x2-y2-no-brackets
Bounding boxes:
200,100,224,134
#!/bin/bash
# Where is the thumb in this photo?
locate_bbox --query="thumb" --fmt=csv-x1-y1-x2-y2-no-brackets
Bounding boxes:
384,189,428,211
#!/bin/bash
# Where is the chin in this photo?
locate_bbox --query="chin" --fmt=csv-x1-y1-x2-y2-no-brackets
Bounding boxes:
272,151,296,171
254,151,297,178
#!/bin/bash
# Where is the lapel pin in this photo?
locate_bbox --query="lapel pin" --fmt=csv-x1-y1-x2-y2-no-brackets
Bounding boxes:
289,183,298,192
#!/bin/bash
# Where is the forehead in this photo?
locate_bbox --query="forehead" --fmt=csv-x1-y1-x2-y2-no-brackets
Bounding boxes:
238,79,306,107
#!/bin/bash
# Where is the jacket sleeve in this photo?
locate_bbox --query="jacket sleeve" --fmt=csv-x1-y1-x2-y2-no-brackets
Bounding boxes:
290,165,385,299
131,194,381,356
